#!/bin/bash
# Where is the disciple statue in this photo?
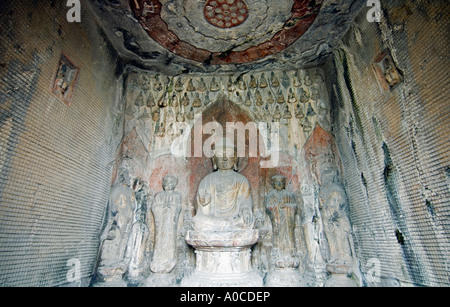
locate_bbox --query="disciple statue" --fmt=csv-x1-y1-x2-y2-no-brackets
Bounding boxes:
264,175,303,287
150,175,182,274
191,138,253,231
265,175,300,268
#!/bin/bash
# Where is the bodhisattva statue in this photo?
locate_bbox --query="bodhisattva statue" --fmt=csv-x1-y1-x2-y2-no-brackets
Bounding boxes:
124,178,151,285
150,175,182,274
191,139,253,231
181,138,262,287
125,207,151,283
264,175,303,287
94,167,136,286
318,165,357,287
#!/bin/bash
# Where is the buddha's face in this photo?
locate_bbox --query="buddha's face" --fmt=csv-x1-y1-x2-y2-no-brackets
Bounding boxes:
213,147,238,171
163,176,177,191
271,176,286,191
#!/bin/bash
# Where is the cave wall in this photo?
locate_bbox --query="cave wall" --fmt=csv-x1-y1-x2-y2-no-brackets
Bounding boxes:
326,0,449,286
0,0,123,286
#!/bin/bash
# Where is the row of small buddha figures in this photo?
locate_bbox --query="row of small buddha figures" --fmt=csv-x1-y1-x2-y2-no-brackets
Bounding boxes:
93,140,355,287
137,70,324,95
149,105,319,141
137,83,321,110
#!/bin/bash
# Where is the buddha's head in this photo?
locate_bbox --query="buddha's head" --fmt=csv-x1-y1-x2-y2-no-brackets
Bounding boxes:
271,175,286,191
162,175,178,191
212,137,238,171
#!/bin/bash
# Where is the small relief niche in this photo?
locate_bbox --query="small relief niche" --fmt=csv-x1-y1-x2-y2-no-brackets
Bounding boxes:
52,55,79,105
372,52,404,92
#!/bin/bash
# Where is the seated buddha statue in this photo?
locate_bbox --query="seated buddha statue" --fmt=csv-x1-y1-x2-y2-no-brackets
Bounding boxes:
191,138,253,231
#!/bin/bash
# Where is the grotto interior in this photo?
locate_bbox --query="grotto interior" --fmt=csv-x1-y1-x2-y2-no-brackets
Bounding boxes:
0,0,448,288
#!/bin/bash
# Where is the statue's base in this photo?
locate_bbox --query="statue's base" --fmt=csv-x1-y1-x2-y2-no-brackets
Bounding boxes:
91,265,127,287
91,279,127,287
144,272,177,287
265,268,305,287
181,229,263,287
323,263,358,287
181,270,263,287
303,263,328,287
324,274,358,287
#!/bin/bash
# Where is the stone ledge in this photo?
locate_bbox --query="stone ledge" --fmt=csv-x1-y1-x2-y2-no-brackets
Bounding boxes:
186,229,259,249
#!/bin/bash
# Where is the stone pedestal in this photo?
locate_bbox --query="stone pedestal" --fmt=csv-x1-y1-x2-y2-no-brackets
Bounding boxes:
324,263,358,287
144,272,178,287
265,269,305,287
324,274,358,287
181,229,263,287
92,265,128,287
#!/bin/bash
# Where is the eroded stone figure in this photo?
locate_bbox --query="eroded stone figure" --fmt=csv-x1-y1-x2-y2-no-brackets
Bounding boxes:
96,221,127,286
191,138,253,231
95,166,137,286
299,183,328,287
383,56,402,88
150,175,182,274
265,175,299,268
264,175,303,287
318,164,357,287
125,208,151,283
124,178,151,284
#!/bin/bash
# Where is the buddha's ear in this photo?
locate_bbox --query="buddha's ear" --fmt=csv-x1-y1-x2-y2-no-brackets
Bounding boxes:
233,157,240,172
212,158,218,171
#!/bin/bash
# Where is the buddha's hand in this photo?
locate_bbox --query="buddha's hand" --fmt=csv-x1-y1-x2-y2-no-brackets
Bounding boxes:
240,207,253,226
198,192,211,207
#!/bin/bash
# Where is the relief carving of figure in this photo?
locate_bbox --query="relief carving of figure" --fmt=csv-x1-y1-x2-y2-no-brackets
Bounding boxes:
95,165,137,285
318,164,354,274
124,178,151,283
265,175,300,269
181,138,263,287
125,208,151,282
150,175,182,274
191,138,253,231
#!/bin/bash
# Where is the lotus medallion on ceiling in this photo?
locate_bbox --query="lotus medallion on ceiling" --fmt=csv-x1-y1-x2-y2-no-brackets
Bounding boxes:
130,0,323,65
204,0,249,28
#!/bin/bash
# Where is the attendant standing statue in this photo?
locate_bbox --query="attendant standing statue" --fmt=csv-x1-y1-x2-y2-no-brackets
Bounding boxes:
124,178,151,286
318,164,357,287
264,175,304,287
145,175,182,287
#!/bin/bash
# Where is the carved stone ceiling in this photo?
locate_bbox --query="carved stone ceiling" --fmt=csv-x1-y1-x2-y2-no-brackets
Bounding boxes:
88,0,365,75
